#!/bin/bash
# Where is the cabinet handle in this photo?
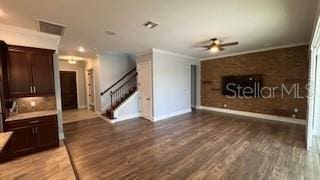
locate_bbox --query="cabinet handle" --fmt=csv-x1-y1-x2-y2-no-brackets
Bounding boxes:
35,127,38,134
32,127,35,135
33,86,36,93
30,86,33,93
29,120,39,124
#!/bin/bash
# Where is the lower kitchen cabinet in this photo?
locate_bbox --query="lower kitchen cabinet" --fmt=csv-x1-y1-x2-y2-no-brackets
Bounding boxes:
8,125,35,156
5,115,59,158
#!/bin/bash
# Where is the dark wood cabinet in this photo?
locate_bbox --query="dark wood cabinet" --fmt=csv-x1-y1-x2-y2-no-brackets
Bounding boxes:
7,46,55,98
8,125,35,156
5,115,59,158
31,51,55,95
7,48,33,97
36,121,58,149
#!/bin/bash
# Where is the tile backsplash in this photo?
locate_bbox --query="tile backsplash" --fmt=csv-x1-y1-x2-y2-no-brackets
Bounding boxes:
15,96,56,114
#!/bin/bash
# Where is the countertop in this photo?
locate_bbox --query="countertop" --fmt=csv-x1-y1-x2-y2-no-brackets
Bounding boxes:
0,132,13,152
5,110,58,122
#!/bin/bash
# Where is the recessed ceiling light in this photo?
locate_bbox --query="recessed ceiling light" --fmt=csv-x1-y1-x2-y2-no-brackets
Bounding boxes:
68,60,77,64
0,9,6,17
59,56,85,61
104,30,116,36
78,46,85,53
144,21,159,29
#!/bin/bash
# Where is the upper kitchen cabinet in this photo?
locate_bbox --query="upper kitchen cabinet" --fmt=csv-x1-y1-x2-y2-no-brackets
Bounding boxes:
7,45,55,98
30,51,55,95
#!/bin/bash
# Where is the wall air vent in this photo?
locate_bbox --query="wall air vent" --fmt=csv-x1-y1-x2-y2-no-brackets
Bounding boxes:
38,20,66,36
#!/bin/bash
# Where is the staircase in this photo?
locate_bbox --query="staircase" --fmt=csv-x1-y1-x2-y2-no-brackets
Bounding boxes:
101,67,137,119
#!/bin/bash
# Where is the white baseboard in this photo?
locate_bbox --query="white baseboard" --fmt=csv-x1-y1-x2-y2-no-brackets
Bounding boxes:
113,113,141,123
99,113,141,124
197,106,306,125
78,105,87,109
153,108,192,122
59,132,65,140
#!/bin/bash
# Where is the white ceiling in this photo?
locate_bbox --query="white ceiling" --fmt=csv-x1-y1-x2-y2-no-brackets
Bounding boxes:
0,0,318,58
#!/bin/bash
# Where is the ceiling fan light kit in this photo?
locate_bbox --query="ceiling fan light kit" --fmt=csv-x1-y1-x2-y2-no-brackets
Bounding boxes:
200,38,239,53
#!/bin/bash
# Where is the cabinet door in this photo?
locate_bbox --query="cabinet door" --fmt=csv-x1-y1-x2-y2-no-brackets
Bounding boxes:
31,52,55,95
7,48,33,97
35,121,59,149
8,125,36,156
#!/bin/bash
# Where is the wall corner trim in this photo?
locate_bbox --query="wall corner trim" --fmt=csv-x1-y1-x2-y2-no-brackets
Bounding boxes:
153,108,192,122
197,106,306,125
59,132,65,140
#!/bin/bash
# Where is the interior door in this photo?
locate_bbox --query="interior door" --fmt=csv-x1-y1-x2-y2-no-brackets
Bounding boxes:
138,61,152,120
60,71,78,110
7,48,33,97
31,51,55,95
88,69,95,111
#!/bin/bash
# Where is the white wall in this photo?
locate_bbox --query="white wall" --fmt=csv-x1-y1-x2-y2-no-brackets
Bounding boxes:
152,49,200,120
97,53,136,113
114,92,140,121
59,60,87,108
0,23,64,139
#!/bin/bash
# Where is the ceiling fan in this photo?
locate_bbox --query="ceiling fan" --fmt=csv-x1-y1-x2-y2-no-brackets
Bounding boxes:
200,38,239,53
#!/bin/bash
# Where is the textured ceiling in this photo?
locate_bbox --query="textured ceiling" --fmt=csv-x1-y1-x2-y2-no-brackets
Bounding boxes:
0,0,318,58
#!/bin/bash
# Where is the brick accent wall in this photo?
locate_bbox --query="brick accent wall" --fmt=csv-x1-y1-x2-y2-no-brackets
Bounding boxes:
201,46,309,119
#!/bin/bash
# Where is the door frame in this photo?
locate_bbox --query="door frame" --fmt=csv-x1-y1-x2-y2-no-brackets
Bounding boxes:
191,65,197,110
59,69,80,109
86,68,96,111
137,58,153,121
307,14,320,150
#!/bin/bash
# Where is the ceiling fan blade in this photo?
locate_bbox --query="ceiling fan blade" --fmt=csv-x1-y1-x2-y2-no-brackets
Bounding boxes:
199,45,212,49
219,42,239,47
211,38,218,42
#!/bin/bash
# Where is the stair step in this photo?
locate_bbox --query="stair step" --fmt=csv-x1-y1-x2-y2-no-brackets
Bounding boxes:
106,89,137,118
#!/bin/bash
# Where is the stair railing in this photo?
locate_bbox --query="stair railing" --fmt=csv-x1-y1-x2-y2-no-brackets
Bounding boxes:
100,67,137,96
110,73,137,112
100,67,138,118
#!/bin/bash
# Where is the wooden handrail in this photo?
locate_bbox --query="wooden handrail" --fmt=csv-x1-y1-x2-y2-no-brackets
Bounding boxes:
112,73,137,93
110,73,137,114
100,67,136,96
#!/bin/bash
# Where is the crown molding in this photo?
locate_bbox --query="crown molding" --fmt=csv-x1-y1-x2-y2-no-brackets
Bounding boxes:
152,48,198,60
200,42,310,61
135,49,153,57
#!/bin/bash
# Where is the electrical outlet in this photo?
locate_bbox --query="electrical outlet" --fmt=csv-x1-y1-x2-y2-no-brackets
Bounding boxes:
30,101,36,107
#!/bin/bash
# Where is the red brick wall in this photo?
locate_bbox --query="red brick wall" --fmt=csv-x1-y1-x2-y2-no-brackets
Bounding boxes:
201,46,309,119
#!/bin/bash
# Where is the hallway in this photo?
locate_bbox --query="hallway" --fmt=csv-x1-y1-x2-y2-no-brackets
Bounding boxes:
62,109,98,124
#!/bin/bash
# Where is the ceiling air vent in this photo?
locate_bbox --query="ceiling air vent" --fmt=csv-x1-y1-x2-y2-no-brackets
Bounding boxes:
144,21,159,29
38,20,66,36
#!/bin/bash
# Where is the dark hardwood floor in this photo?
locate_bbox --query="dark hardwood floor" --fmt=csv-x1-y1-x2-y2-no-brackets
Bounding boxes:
64,110,320,180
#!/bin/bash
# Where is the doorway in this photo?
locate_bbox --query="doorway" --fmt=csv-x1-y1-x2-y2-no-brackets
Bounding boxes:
60,71,78,110
191,65,197,111
87,69,95,112
138,60,152,120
